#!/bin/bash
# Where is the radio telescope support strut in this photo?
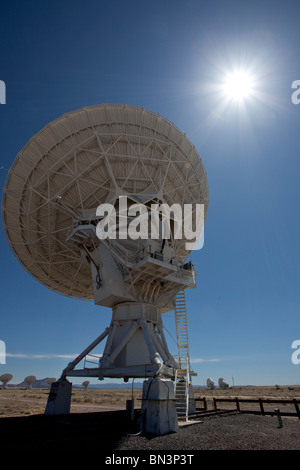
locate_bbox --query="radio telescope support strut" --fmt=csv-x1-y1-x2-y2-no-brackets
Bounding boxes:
61,327,110,378
45,327,110,415
103,321,139,367
139,319,162,366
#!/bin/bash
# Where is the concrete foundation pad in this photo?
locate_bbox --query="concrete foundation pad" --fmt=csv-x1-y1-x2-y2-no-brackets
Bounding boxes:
45,379,72,415
141,378,178,435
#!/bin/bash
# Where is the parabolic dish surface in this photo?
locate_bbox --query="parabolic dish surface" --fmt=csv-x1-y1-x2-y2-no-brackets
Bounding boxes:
2,104,209,300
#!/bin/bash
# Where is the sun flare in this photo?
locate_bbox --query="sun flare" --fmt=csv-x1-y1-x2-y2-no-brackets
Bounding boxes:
223,70,254,101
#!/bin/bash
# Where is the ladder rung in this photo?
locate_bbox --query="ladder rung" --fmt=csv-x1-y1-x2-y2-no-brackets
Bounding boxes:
175,290,190,419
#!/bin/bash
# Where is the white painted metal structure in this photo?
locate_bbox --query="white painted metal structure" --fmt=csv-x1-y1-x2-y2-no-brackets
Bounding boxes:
206,377,215,390
218,377,229,389
2,104,209,426
174,291,191,420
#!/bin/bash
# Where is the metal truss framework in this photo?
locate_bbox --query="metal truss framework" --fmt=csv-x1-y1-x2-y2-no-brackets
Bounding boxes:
2,104,209,301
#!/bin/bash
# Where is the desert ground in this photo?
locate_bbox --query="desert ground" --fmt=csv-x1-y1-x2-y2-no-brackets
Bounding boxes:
0,384,300,417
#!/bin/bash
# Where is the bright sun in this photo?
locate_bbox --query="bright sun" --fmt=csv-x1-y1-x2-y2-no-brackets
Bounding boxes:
223,70,254,101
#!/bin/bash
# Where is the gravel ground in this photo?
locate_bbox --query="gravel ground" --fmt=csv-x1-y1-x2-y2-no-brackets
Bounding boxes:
1,409,299,451
116,413,300,451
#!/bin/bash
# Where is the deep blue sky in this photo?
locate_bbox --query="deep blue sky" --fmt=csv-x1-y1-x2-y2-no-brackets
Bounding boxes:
0,0,299,386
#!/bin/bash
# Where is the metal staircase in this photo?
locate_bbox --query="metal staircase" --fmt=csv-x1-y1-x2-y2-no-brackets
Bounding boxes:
174,290,190,421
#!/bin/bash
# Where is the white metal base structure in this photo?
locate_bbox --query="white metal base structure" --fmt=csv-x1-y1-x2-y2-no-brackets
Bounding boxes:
44,220,197,431
59,302,177,381
44,227,197,430
44,300,181,428
44,300,182,421
44,300,195,431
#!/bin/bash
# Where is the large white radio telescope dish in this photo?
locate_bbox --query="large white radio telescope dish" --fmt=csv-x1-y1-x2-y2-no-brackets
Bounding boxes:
2,104,208,301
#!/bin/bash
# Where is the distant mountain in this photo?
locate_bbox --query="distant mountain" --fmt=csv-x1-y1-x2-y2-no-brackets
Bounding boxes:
9,378,207,389
12,378,53,388
9,378,145,389
72,382,144,389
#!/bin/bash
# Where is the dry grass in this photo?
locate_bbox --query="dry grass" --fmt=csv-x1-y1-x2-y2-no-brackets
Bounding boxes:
0,384,299,418
194,384,300,399
0,387,143,417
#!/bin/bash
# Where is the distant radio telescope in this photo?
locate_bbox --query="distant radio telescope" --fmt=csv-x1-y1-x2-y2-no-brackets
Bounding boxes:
206,378,215,390
24,375,36,389
82,380,89,390
218,377,229,389
0,373,13,388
